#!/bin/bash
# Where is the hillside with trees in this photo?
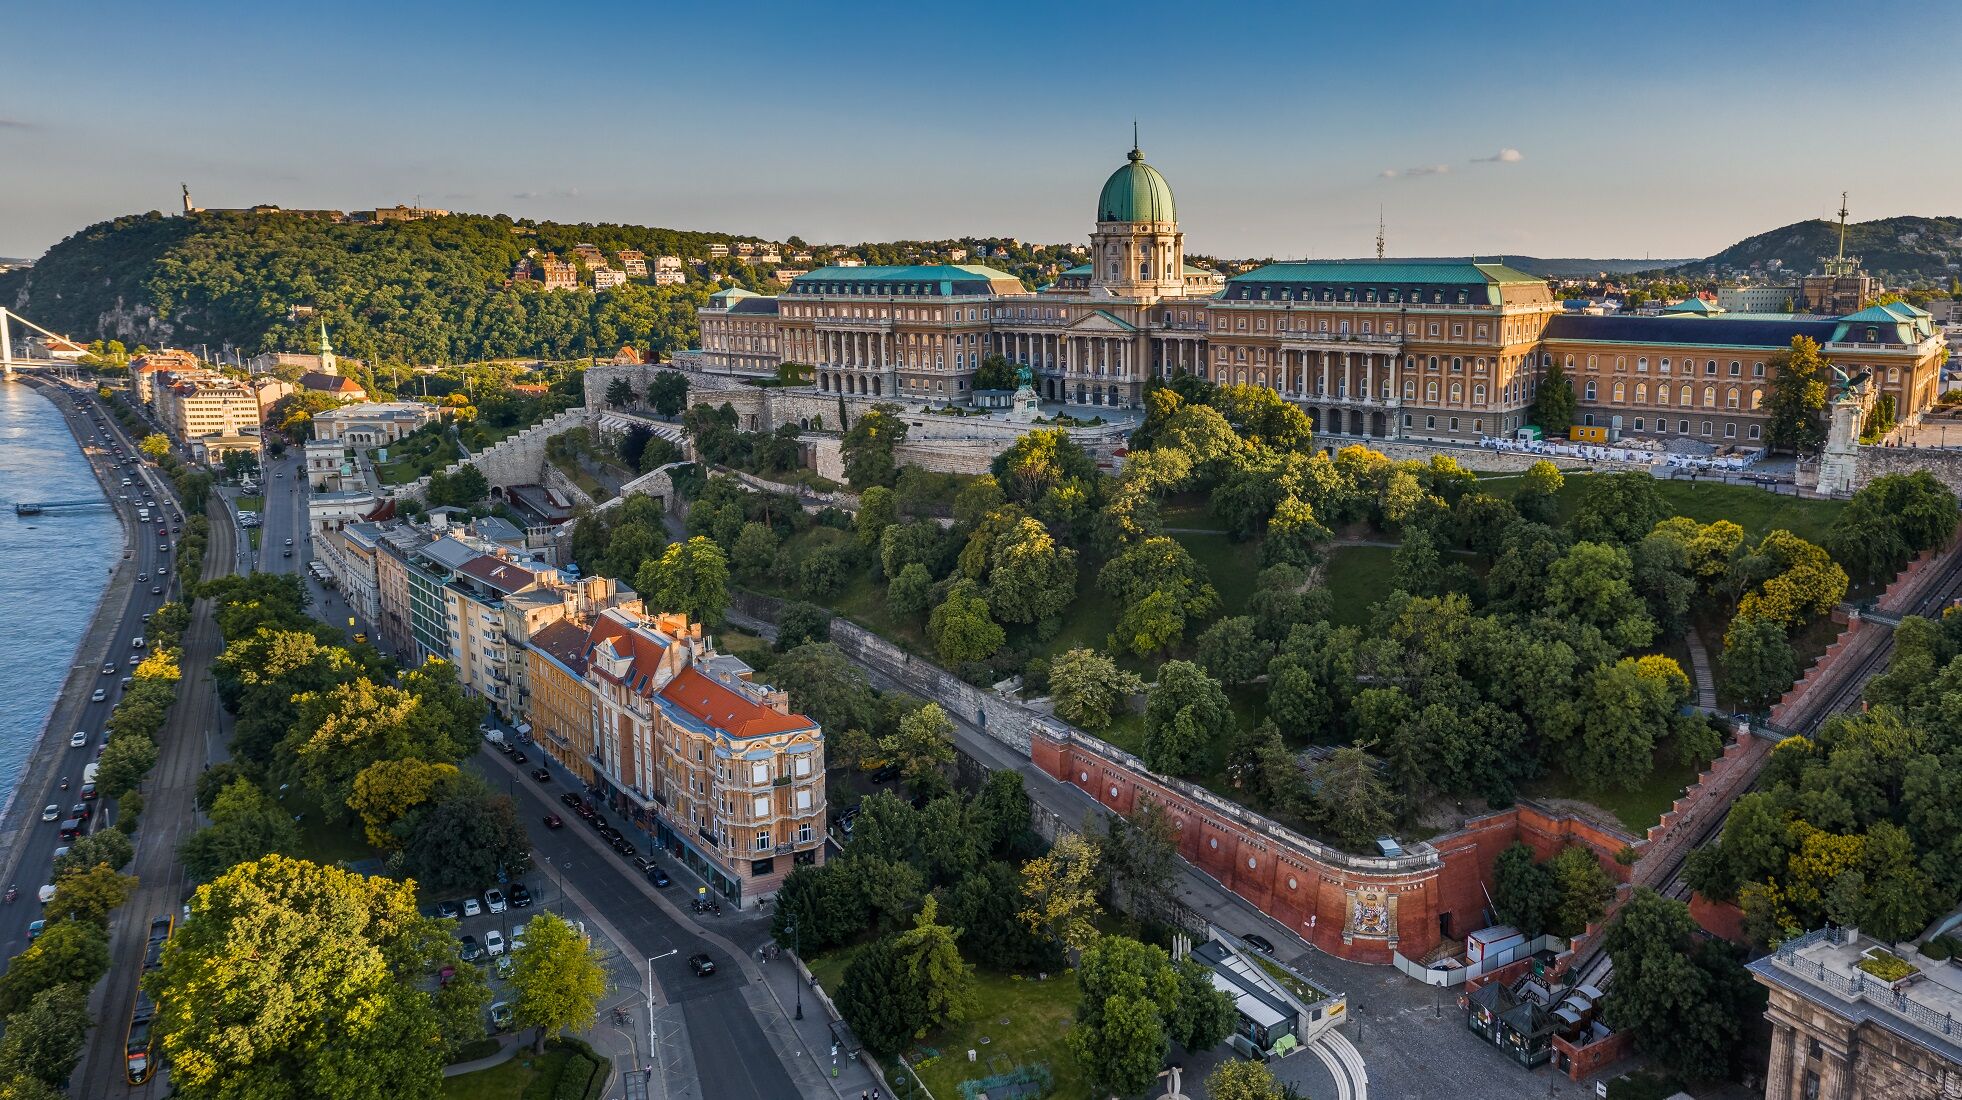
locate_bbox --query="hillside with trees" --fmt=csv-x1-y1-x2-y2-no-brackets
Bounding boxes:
1675,214,1962,285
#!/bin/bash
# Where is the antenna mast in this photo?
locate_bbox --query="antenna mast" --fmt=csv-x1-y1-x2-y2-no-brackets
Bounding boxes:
1375,206,1386,261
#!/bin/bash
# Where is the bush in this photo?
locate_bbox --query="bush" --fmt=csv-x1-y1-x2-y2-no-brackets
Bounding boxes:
447,1037,501,1063
1921,938,1952,961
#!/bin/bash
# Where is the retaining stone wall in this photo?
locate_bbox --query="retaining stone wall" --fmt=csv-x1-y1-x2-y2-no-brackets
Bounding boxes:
1852,443,1962,495
391,408,591,505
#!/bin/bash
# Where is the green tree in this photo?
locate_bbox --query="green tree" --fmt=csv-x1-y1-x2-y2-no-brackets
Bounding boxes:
1530,360,1577,437
1826,471,1962,584
508,912,608,1052
178,778,303,881
927,579,1004,665
647,370,689,416
1602,888,1761,1079
636,535,730,625
1310,747,1397,849
1545,540,1656,650
973,354,1018,391
50,828,134,880
1070,994,1166,1097
139,432,172,460
883,562,932,622
1721,614,1798,711
1763,335,1830,453
95,733,161,799
1166,956,1239,1053
1491,842,1560,937
841,403,908,489
978,515,1078,627
943,863,1059,972
44,863,136,928
0,921,109,1016
0,984,90,1088
150,856,449,1100
855,485,899,548
1570,472,1667,545
398,788,532,893
1143,661,1232,777
1513,459,1565,525
1566,656,1692,791
774,600,831,651
730,521,779,580
1099,536,1219,657
882,702,957,798
1195,615,1271,688
604,377,633,407
1048,647,1144,730
890,895,975,1034
1205,1061,1286,1100
1020,831,1103,952
835,937,924,1058
1549,846,1615,937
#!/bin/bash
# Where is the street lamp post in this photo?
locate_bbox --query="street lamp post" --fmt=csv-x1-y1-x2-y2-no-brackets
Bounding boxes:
791,919,802,1021
645,949,678,1095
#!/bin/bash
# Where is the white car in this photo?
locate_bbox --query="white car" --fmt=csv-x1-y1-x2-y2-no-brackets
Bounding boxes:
90,689,106,703
496,954,514,977
510,922,527,951
461,898,482,918
69,731,88,748
484,888,507,914
41,805,59,822
484,930,506,956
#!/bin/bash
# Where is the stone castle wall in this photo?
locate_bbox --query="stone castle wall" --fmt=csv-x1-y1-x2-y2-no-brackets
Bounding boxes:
390,407,590,505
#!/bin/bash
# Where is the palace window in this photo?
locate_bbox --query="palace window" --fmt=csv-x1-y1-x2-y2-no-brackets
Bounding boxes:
1754,361,1766,377
1452,357,1463,372
1680,419,1690,433
1613,381,1625,401
1425,381,1439,402
1451,383,1462,401
1730,360,1741,376
1659,357,1671,374
1725,423,1737,438
1634,417,1645,430
1705,360,1718,376
1751,388,1763,409
1474,384,1486,403
1701,420,1713,436
1749,424,1762,440
1726,388,1739,409
1584,381,1597,401
1637,357,1648,372
1679,384,1693,405
1703,385,1717,408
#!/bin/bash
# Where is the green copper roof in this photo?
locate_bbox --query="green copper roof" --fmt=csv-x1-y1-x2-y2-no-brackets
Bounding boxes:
1097,147,1176,224
794,264,1018,283
1228,260,1543,286
1662,298,1725,315
1062,263,1092,276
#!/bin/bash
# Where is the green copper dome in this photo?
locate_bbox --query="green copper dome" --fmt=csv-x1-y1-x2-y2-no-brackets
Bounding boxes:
1096,147,1176,224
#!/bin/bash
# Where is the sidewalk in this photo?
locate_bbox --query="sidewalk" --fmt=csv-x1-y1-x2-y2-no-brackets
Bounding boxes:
753,947,882,1100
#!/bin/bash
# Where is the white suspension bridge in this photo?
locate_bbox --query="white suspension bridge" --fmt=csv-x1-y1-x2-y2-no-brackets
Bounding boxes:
0,306,95,381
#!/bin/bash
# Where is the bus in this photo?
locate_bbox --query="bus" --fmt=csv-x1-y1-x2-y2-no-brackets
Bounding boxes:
137,508,150,523
127,914,173,1084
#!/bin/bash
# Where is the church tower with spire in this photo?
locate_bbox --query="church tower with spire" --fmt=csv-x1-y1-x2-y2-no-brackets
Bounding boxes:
317,320,339,376
1088,131,1189,299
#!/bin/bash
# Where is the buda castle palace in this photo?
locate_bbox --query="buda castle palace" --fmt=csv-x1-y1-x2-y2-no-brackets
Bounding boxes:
697,144,1946,446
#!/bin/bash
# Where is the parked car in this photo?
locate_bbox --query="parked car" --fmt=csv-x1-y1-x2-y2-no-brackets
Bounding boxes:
484,888,506,914
590,814,609,831
459,935,483,962
688,953,716,977
462,898,482,918
27,920,45,941
612,839,637,859
531,768,551,783
484,930,505,956
510,922,527,951
71,803,91,822
508,883,531,908
541,813,564,830
436,900,460,920
1241,932,1276,955
650,867,671,888
79,782,97,800
511,751,528,765
487,1002,512,1031
632,856,657,874
496,955,514,978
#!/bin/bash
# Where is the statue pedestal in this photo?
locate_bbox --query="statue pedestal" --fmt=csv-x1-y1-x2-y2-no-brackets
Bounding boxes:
1817,395,1865,496
1009,384,1040,423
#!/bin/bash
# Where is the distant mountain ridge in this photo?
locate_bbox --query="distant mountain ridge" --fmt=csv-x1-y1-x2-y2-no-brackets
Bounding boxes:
1326,255,1685,277
1676,215,1962,282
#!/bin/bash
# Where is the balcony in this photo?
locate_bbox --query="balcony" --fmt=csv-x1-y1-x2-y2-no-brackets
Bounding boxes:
1278,330,1403,348
813,316,895,332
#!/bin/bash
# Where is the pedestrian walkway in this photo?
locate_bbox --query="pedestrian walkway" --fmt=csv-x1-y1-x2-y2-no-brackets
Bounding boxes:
442,1035,519,1077
1683,627,1719,710
754,943,883,1099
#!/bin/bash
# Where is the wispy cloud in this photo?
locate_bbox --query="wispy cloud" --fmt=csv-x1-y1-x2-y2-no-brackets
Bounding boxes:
513,187,580,200
0,118,36,131
1380,164,1450,180
1472,147,1524,164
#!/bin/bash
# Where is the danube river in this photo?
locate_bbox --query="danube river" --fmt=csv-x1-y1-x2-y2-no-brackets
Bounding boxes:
0,383,119,817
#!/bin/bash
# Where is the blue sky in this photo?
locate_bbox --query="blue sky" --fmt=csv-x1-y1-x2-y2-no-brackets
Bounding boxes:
3,0,1957,260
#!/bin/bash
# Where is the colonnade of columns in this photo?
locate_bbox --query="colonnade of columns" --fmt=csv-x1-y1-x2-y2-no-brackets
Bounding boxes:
1763,1020,1853,1100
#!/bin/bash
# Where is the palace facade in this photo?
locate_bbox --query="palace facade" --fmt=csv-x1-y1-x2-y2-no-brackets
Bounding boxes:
697,146,1947,444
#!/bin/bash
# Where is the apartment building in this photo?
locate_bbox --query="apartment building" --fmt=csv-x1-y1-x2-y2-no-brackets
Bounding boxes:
593,268,627,292
152,370,260,444
619,250,648,277
538,259,580,291
526,609,824,905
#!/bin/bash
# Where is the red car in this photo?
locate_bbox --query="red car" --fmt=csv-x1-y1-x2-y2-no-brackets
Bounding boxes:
541,813,564,830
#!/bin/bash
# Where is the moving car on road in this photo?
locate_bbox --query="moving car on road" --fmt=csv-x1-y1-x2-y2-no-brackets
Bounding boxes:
531,768,551,783
688,953,716,977
541,813,563,829
69,731,88,748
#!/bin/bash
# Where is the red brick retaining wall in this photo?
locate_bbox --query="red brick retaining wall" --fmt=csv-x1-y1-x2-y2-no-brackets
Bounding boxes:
1030,721,1637,964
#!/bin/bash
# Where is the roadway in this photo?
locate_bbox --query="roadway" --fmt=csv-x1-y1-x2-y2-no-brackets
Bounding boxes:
0,380,188,963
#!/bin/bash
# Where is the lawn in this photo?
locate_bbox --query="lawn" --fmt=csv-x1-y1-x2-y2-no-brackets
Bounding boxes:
278,788,384,867
237,494,263,513
440,1056,535,1100
1177,532,1262,621
808,948,1089,1100
1512,473,1847,547
1159,492,1225,531
1322,544,1398,627
1524,743,1711,836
